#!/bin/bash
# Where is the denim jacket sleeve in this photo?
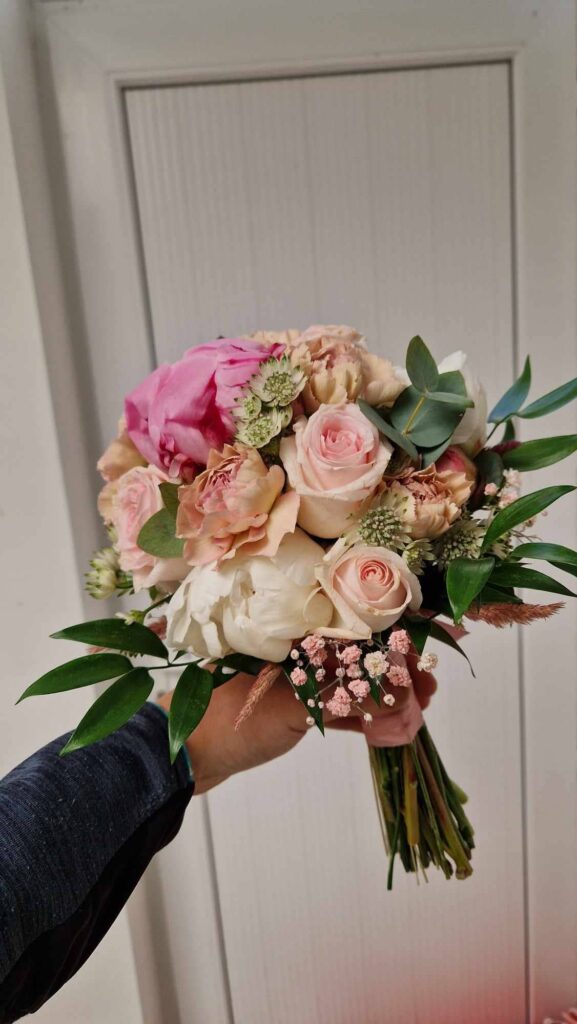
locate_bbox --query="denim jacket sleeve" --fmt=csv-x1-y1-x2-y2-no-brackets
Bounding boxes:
0,702,194,1022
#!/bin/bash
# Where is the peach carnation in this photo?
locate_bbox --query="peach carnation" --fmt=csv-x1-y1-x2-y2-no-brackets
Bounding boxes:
176,443,299,565
286,324,405,413
381,457,474,540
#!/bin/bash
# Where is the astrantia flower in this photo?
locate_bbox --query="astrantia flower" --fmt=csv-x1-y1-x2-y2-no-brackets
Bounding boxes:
402,539,435,575
235,408,288,448
250,356,306,407
435,517,484,568
357,506,410,550
85,547,132,600
234,392,262,422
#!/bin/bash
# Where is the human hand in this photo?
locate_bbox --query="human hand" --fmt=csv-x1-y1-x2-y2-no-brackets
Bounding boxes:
158,651,436,795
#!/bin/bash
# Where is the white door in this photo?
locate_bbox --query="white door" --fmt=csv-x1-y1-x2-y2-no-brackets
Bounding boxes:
33,3,577,1023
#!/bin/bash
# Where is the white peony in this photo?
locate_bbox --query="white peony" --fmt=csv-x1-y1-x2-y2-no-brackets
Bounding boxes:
165,529,333,663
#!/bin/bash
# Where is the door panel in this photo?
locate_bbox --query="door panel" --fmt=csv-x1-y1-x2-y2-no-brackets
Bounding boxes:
125,63,525,1024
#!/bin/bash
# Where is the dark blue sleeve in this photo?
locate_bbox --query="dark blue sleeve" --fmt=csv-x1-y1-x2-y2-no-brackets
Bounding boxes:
0,702,194,1022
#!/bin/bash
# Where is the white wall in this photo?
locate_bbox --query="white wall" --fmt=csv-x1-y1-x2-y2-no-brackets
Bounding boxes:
0,3,144,1019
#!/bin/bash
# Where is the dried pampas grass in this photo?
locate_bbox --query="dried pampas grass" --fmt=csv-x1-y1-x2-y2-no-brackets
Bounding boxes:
465,602,564,628
235,662,283,729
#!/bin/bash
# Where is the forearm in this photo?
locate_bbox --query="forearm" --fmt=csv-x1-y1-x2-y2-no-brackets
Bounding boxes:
0,702,193,1023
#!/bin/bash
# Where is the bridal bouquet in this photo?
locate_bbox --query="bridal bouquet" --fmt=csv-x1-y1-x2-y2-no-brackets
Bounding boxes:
20,326,577,886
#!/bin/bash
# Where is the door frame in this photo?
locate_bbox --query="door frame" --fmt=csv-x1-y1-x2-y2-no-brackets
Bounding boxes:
29,2,577,1020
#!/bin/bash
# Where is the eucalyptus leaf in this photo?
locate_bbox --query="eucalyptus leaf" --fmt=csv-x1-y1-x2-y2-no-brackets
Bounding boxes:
427,391,473,408
137,508,185,559
420,438,452,468
488,356,531,423
390,386,464,447
446,557,495,624
518,377,577,419
481,485,575,553
159,482,180,515
60,668,153,755
18,653,132,702
51,618,168,660
168,663,214,763
357,399,418,458
501,435,577,471
406,335,439,393
489,563,576,598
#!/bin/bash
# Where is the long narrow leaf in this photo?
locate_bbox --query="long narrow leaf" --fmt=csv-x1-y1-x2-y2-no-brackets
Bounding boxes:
428,621,475,677
488,356,531,423
509,541,577,569
518,377,577,419
481,485,575,553
168,663,214,763
501,435,577,471
51,618,168,660
18,653,132,702
60,668,153,755
489,564,576,598
446,558,495,624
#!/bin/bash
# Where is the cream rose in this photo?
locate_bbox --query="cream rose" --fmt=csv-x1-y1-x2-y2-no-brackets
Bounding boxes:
165,530,333,663
280,403,392,538
316,539,422,639
110,465,188,592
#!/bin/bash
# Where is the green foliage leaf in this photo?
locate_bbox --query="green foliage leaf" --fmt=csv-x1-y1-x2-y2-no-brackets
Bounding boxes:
420,438,452,468
159,482,180,515
488,356,531,423
406,335,439,393
480,485,575,553
489,563,576,598
509,541,577,576
501,435,577,471
60,668,153,755
502,419,516,441
137,508,185,559
168,663,214,763
478,584,522,604
475,449,504,487
390,388,462,447
211,653,266,687
426,391,473,408
428,621,475,677
18,653,132,702
283,666,324,734
446,557,495,624
518,377,577,419
51,618,168,660
402,617,431,655
358,399,418,458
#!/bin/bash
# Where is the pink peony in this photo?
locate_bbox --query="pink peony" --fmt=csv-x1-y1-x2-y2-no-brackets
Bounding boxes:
176,443,298,565
110,465,188,593
124,338,283,481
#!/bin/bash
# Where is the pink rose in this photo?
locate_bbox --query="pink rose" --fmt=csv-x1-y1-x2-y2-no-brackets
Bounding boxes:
176,443,299,565
110,465,188,593
280,402,392,538
124,338,283,481
316,539,422,639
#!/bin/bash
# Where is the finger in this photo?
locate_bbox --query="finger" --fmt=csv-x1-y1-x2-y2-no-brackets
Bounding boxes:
405,654,437,710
